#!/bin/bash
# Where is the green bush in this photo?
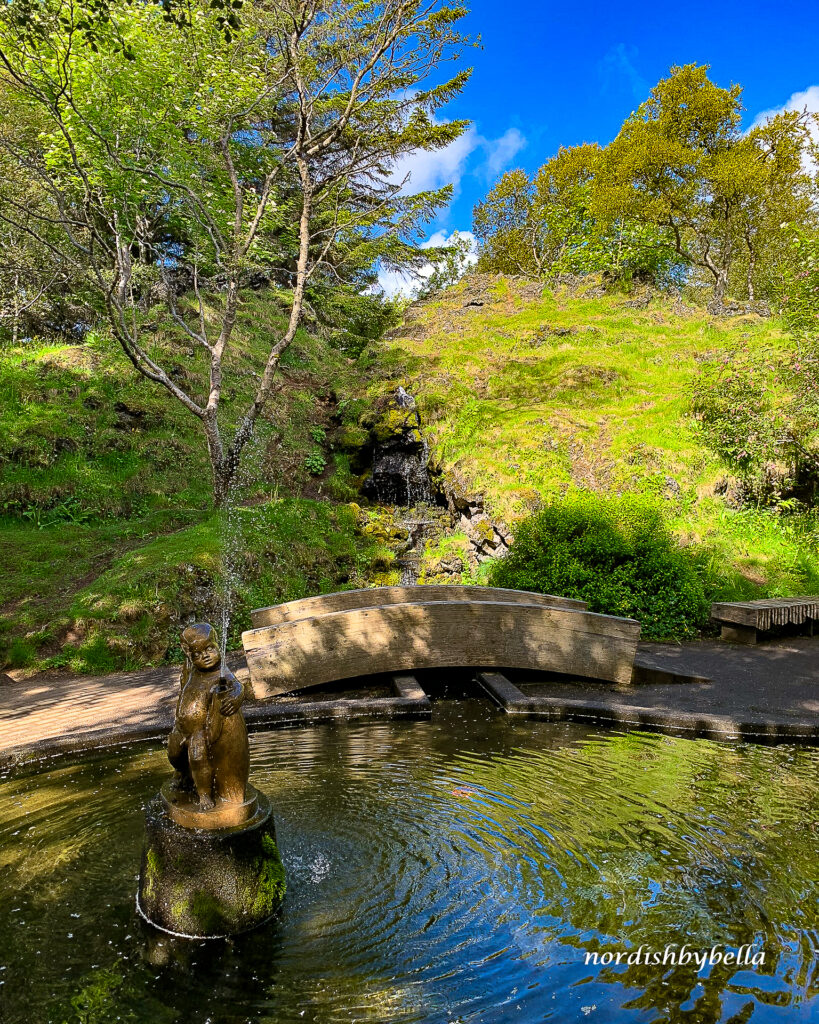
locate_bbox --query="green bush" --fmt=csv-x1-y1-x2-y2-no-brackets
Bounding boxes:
489,493,708,640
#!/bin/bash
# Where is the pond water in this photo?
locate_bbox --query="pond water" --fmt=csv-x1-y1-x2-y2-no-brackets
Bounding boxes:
0,702,817,1023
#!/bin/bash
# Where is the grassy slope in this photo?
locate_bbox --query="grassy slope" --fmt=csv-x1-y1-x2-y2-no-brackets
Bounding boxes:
5,274,818,674
376,274,819,600
0,290,384,673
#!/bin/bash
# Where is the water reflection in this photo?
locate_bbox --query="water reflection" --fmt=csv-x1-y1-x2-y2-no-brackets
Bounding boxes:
0,702,816,1023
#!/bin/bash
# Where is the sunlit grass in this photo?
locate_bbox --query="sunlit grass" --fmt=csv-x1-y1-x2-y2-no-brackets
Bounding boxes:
0,290,378,673
377,275,817,603
0,499,383,674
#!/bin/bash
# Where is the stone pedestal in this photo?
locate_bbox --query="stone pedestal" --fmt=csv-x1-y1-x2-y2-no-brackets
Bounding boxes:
136,785,285,938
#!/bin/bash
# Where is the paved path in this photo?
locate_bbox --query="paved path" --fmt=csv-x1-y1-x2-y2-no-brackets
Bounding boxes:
2,638,818,765
0,658,430,766
507,638,819,742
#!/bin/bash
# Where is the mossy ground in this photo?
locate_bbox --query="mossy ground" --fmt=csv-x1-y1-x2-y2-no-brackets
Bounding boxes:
376,274,819,603
0,290,390,674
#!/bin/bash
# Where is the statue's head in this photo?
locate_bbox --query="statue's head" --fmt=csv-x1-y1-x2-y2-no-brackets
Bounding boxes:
181,623,220,671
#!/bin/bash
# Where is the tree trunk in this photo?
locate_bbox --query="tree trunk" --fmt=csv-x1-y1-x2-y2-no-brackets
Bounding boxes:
12,272,19,346
202,410,233,508
711,266,730,306
212,461,235,509
746,249,756,302
211,444,247,508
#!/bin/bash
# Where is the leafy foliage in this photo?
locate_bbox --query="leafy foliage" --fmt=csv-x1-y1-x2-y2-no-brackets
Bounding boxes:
596,64,818,303
782,231,819,348
488,494,708,640
473,65,818,301
691,230,819,501
417,232,477,297
473,146,677,285
0,0,471,503
691,351,789,477
305,449,327,475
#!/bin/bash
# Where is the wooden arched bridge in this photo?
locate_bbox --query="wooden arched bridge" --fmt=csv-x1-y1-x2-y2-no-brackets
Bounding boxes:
242,586,641,699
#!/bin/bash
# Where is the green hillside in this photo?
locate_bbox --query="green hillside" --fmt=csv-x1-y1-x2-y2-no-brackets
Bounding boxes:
3,275,818,675
375,274,819,598
0,290,387,674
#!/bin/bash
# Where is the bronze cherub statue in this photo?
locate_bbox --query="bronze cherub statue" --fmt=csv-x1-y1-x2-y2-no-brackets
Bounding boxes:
138,621,284,936
164,622,252,826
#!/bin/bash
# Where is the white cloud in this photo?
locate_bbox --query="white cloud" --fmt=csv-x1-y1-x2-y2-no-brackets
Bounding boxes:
752,84,819,126
389,127,481,195
421,229,478,255
389,124,528,197
377,119,523,298
375,266,417,299
376,230,478,298
483,127,527,180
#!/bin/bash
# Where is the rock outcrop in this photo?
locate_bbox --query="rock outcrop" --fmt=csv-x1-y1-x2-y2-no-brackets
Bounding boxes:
360,387,432,506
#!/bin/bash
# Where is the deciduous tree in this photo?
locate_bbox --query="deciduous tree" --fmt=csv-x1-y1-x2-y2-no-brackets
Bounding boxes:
473,144,676,284
0,0,470,503
596,64,818,306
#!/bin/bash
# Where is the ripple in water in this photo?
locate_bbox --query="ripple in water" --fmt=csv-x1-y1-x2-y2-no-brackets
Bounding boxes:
0,701,817,1023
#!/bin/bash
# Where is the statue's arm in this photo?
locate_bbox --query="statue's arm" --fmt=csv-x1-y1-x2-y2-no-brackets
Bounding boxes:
217,667,244,716
179,658,191,691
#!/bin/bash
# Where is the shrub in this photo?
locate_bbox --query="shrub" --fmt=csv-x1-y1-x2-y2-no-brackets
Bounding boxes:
304,449,327,475
489,493,708,640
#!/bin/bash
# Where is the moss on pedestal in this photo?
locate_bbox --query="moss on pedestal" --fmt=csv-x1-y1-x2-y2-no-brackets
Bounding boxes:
252,835,287,918
137,788,285,938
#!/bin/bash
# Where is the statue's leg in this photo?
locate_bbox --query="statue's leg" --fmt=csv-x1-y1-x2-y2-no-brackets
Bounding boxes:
167,727,190,788
212,716,250,804
188,729,215,810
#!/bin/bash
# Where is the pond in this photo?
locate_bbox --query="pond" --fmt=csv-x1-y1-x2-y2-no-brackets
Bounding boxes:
0,701,816,1023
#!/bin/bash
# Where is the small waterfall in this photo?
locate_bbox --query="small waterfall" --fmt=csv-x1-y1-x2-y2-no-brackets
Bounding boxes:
359,387,442,584
363,388,433,507
397,512,436,584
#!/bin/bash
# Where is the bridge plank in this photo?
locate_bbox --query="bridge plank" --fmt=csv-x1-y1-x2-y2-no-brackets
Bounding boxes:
250,586,587,628
243,601,640,698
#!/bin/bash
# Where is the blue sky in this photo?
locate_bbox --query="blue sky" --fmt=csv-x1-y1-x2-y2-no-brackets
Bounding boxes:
400,0,819,246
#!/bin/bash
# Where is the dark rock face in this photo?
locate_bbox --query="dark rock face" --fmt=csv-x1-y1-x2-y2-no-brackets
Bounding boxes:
114,401,148,431
459,512,512,561
355,386,511,564
430,465,483,519
53,437,78,455
137,788,285,938
707,298,771,318
362,388,432,506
